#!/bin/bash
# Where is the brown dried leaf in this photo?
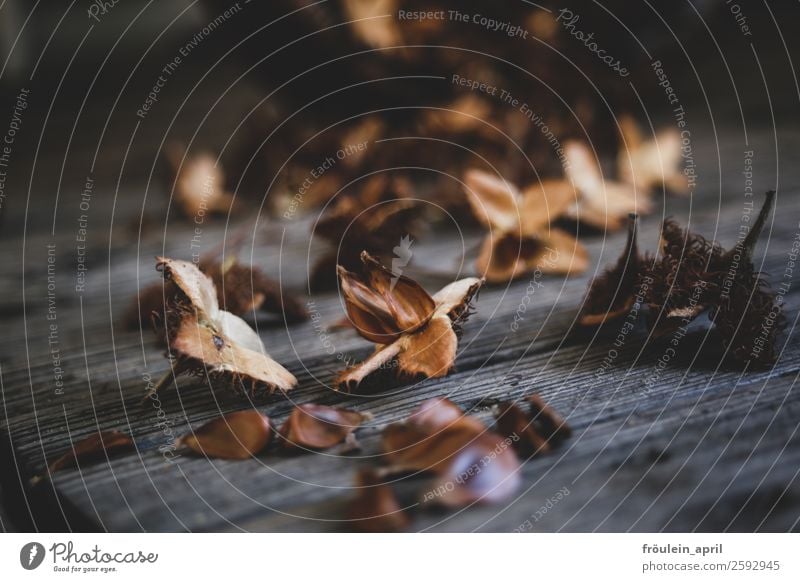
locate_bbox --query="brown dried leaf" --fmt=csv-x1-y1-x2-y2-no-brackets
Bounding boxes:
177,410,271,460
48,430,134,474
280,403,370,450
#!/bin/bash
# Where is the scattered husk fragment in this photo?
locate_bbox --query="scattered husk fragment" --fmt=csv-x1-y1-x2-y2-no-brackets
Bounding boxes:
311,175,421,290
165,143,234,218
495,394,571,457
151,257,297,397
46,430,135,475
579,214,641,325
347,468,410,532
126,256,307,330
494,403,550,456
463,169,587,283
419,94,494,137
336,252,482,391
617,114,687,195
177,410,271,460
198,2,692,227
381,398,521,507
202,257,308,323
707,190,783,364
124,278,177,330
563,140,651,231
579,192,782,366
526,394,573,445
280,403,371,450
342,0,402,49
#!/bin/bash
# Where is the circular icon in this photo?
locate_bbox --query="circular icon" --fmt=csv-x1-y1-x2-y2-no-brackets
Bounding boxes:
19,542,45,570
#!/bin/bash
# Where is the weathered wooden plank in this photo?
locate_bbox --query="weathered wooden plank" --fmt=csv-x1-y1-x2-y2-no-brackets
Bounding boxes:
32,364,800,532
2,126,799,531
4,281,798,530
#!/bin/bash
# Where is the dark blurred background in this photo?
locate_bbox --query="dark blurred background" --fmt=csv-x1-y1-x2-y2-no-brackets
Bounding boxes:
0,0,798,237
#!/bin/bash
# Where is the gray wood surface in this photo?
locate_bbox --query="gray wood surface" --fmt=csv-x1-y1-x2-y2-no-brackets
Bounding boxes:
1,127,799,532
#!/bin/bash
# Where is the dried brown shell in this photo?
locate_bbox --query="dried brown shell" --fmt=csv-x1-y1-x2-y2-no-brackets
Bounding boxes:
464,169,576,236
708,191,783,365
526,394,573,445
577,192,783,366
127,259,307,329
153,257,297,395
495,394,572,458
339,116,384,168
382,398,521,507
177,410,271,460
348,469,410,532
280,403,370,450
336,253,482,391
338,252,435,344
47,430,135,474
419,95,493,136
124,279,177,329
494,402,550,456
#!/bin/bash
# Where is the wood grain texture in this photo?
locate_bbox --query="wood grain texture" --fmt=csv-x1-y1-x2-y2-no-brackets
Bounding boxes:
1,129,798,532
